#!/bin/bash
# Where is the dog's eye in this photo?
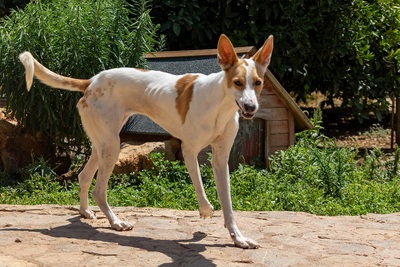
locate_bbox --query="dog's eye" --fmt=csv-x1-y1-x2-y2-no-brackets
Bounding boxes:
255,80,262,86
234,80,242,86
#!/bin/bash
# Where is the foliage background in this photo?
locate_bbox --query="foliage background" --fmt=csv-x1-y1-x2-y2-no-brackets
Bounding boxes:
0,0,399,151
2,1,399,122
151,0,400,121
0,0,161,152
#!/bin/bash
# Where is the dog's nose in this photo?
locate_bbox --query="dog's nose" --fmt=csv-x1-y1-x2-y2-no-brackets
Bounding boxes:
244,103,256,113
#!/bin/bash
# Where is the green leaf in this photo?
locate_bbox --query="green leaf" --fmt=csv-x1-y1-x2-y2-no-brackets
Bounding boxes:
160,21,172,32
375,109,382,121
172,22,181,36
178,8,184,17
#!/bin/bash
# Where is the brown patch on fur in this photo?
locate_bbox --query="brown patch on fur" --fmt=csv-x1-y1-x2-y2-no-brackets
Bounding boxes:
78,98,88,108
108,81,115,90
84,89,92,97
61,78,90,92
252,67,263,96
175,74,198,124
226,64,247,90
89,88,105,99
136,68,149,72
239,59,249,66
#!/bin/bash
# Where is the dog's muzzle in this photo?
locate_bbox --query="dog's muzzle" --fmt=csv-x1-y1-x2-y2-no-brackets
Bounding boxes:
236,100,257,119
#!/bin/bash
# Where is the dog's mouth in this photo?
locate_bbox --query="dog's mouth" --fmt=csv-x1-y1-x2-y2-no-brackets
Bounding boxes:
236,100,255,119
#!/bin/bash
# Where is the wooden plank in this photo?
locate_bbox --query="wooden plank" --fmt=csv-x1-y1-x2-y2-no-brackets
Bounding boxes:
264,69,313,130
144,46,257,59
271,133,289,147
255,107,288,121
262,79,277,95
259,94,285,108
270,120,289,134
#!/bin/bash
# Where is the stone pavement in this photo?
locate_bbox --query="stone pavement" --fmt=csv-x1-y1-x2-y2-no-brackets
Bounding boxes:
0,205,399,266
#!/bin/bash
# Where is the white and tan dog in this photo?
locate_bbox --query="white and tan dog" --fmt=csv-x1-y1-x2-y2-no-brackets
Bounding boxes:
19,34,273,249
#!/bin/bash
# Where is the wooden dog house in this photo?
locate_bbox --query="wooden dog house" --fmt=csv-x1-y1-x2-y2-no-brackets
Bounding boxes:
120,47,312,168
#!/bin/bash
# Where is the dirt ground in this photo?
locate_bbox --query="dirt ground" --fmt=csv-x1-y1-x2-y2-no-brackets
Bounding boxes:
296,92,393,151
1,205,400,267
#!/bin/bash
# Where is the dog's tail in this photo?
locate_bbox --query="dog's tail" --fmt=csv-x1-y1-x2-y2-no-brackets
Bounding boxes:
19,51,90,92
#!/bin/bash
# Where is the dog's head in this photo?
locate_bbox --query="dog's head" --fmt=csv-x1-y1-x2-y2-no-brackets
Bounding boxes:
217,34,274,119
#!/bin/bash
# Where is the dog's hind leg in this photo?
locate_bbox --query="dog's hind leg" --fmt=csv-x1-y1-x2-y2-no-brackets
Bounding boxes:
92,137,133,231
182,143,214,218
77,99,132,230
78,146,99,219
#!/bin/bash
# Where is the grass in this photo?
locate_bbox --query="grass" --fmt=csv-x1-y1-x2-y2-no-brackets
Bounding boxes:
1,130,400,216
1,110,399,216
363,123,391,138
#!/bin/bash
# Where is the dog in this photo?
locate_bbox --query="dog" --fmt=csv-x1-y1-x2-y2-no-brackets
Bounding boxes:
19,34,273,249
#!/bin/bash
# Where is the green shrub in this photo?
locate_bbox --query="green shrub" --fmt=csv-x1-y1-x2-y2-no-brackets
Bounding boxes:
0,0,161,153
151,0,400,121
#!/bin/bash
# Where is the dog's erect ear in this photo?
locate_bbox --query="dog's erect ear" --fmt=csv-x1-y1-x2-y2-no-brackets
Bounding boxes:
252,35,274,69
217,34,239,70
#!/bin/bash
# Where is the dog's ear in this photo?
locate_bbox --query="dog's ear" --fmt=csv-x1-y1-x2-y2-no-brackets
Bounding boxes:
217,34,239,70
252,35,274,69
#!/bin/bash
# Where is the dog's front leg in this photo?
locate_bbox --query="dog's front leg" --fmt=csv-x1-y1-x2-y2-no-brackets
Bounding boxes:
182,144,214,218
211,146,259,249
211,123,259,249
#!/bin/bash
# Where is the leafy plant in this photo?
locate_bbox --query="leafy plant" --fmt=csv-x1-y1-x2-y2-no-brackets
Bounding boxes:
0,0,161,154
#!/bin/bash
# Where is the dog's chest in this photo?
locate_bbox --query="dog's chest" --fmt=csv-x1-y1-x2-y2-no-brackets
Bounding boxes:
180,103,238,147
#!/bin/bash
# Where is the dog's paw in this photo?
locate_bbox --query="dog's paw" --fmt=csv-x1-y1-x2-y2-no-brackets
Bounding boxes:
231,234,260,249
80,208,97,219
111,220,133,231
199,204,214,219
